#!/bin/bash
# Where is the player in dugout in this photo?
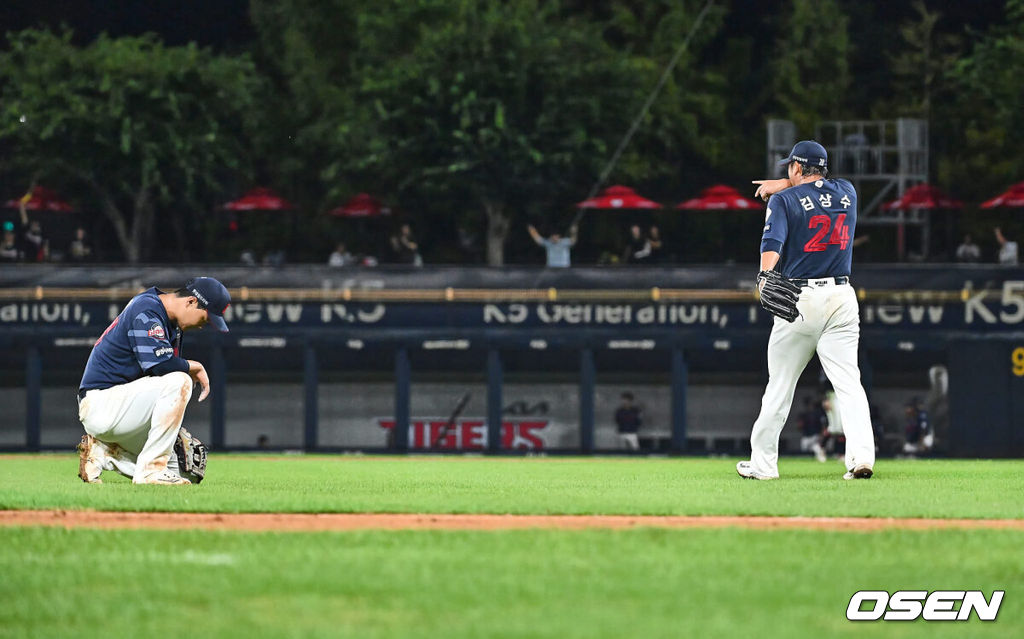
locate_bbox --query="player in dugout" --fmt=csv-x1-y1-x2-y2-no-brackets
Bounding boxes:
75,277,230,485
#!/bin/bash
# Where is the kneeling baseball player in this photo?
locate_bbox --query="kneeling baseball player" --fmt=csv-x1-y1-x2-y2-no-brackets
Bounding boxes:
76,277,229,485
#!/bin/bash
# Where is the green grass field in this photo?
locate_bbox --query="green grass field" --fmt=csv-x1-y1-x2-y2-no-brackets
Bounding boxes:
2,455,1022,638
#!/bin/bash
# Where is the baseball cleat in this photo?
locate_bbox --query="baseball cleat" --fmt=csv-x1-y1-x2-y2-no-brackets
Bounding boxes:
77,434,103,484
843,464,873,480
736,461,778,480
134,472,191,485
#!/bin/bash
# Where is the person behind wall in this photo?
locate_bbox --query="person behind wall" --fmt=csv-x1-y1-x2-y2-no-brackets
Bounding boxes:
17,196,48,262
614,391,642,451
995,227,1019,265
902,397,932,456
328,241,356,267
390,223,423,266
0,221,22,262
623,224,651,264
796,395,828,463
20,220,48,262
528,223,578,268
820,389,846,459
955,234,981,263
648,225,664,263
68,226,94,262
924,365,949,453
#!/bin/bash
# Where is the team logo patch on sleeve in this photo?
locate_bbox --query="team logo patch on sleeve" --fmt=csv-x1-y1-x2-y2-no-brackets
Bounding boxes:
147,323,166,340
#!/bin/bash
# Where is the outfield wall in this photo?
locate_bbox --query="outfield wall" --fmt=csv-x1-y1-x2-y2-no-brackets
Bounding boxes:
2,264,1022,455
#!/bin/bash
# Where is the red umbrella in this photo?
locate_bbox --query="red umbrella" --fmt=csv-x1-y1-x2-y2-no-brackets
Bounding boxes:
329,193,392,218
221,187,295,211
980,182,1024,209
882,183,963,210
676,184,763,210
576,185,662,209
882,183,962,263
4,186,75,212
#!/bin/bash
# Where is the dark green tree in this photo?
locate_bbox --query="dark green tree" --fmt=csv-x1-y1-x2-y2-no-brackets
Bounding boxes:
769,0,852,134
943,0,1024,201
881,1,962,121
251,0,727,265
0,30,261,262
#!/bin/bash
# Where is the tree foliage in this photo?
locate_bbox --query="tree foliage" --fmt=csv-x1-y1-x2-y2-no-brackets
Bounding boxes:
769,0,852,134
251,0,726,265
882,0,962,120
0,29,261,261
4,2,1023,264
942,0,1024,200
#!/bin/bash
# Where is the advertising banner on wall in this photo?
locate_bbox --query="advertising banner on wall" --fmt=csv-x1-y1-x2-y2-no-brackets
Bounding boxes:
7,291,1024,333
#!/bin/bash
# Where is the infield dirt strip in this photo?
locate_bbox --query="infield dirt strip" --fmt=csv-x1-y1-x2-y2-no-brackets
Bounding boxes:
2,510,1024,532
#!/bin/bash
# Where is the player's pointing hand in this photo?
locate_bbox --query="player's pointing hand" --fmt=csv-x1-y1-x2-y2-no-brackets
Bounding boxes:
752,178,790,201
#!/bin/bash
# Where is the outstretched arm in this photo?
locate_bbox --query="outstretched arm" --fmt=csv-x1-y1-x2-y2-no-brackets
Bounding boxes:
752,179,791,202
527,224,543,245
569,225,578,247
18,195,29,227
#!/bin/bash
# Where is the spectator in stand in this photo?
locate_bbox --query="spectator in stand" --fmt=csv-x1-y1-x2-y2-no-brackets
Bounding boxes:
527,223,577,268
457,224,483,263
17,197,48,262
262,249,286,267
955,233,981,263
390,223,422,266
20,219,48,262
614,391,642,451
1,221,22,261
995,227,1019,265
623,224,651,264
68,226,94,262
328,241,356,267
648,225,664,263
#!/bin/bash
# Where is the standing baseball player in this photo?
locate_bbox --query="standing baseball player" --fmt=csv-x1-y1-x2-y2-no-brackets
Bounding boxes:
737,140,875,480
76,277,229,484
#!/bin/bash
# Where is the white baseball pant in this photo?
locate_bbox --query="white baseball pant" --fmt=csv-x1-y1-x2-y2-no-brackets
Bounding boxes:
748,281,875,477
619,433,640,451
78,371,193,483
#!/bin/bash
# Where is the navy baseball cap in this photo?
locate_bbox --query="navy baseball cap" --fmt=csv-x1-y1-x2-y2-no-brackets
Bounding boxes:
778,140,828,168
186,277,231,332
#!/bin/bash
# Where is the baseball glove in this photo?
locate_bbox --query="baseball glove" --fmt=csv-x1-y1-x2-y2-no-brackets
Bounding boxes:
174,427,207,484
756,270,802,323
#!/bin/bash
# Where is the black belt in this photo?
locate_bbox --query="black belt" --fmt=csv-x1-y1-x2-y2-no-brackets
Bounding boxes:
78,389,92,400
789,276,849,287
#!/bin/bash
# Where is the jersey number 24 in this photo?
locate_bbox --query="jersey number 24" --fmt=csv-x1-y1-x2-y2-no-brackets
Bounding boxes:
804,214,849,252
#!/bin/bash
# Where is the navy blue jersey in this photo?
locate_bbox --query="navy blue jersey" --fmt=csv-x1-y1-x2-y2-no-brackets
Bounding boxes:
79,288,185,391
760,178,857,279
